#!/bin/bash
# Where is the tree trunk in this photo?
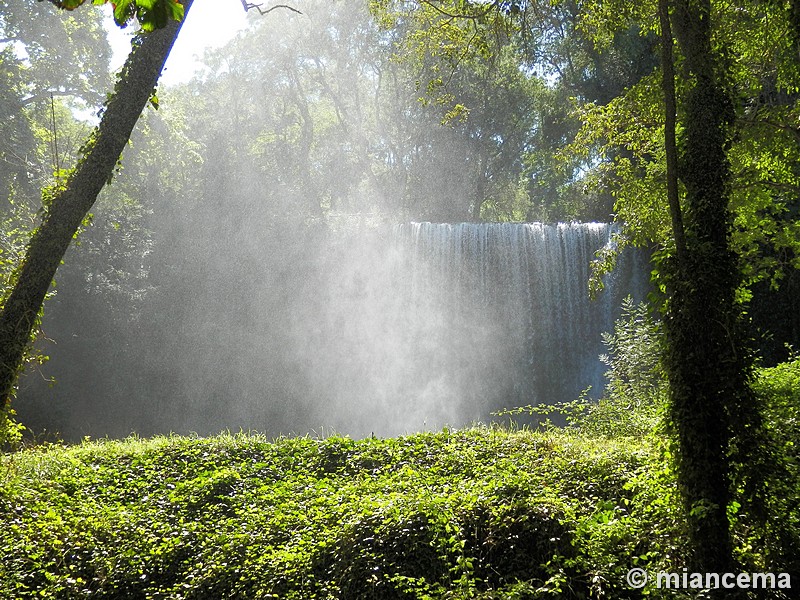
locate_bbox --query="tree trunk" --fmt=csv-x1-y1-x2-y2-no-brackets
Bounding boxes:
658,0,685,263
666,0,756,584
0,2,193,407
471,148,487,222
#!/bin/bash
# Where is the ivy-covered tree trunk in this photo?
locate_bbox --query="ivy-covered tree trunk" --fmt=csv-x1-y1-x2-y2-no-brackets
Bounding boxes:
665,0,759,583
0,1,193,407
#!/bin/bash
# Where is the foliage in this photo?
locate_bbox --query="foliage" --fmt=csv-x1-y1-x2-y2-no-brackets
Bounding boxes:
747,358,800,574
0,0,111,208
499,297,666,439
0,0,113,391
1,0,112,108
2,0,797,591
565,0,800,577
755,357,800,451
0,404,24,450
371,0,661,221
570,0,800,289
0,427,702,599
42,0,184,31
2,386,797,597
590,297,665,437
2,419,795,597
0,0,189,415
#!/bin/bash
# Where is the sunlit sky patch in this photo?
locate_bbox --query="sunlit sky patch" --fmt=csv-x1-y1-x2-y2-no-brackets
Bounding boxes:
104,0,249,87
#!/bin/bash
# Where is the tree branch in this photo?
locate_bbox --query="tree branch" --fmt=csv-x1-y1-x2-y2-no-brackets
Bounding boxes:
20,89,92,107
419,0,496,20
659,0,686,263
239,0,302,15
740,116,800,143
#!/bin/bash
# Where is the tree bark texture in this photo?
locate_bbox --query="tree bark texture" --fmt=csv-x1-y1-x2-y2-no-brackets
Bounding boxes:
666,0,757,583
0,2,193,407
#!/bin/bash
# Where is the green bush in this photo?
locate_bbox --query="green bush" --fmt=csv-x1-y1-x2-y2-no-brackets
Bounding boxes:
0,404,24,450
4,372,799,599
589,297,666,437
0,429,689,599
749,358,800,578
501,297,666,439
755,356,800,459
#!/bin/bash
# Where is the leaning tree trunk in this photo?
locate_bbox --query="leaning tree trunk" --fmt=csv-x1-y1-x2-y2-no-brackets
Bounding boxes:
0,1,193,407
665,0,759,585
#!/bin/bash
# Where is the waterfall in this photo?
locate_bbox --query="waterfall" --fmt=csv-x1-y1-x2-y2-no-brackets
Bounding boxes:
301,221,650,436
16,219,650,440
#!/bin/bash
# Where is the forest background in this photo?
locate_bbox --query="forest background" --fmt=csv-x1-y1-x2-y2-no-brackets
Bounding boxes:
0,0,665,439
2,0,797,439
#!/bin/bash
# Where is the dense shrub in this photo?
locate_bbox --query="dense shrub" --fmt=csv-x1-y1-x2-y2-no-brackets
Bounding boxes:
501,297,666,439
0,405,22,450
749,358,800,580
0,429,691,599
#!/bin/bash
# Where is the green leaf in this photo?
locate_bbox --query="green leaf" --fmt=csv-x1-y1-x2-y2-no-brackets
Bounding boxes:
113,0,135,25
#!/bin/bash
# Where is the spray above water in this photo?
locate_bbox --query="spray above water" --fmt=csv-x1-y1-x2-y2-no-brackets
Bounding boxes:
290,221,648,437
19,220,648,440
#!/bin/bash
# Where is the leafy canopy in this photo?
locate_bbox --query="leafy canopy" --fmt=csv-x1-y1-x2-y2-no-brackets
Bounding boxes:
41,0,184,31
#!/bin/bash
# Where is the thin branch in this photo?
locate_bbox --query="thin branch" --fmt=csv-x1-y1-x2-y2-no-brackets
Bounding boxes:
50,93,61,182
239,0,302,15
739,116,800,143
20,89,90,107
419,0,497,20
659,0,686,263
443,22,482,90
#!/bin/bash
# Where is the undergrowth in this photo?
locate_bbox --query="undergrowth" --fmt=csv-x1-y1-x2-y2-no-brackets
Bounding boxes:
0,428,686,599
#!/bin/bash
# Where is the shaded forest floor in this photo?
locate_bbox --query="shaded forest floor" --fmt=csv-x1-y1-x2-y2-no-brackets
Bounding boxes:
0,417,795,598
